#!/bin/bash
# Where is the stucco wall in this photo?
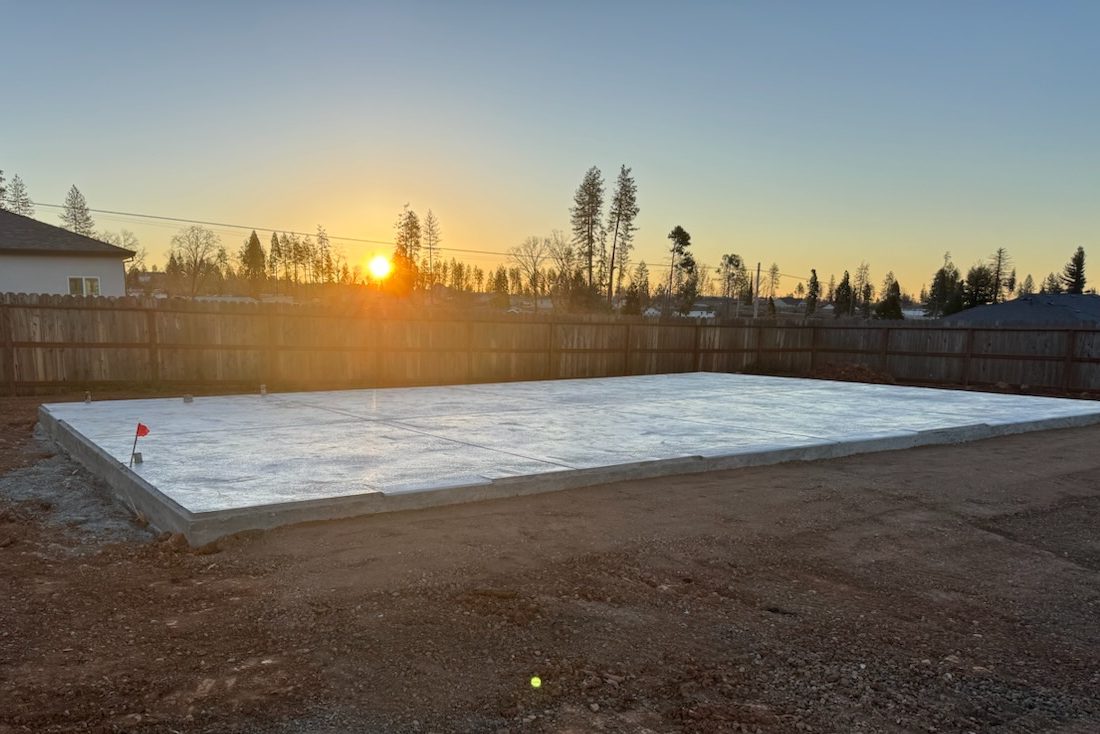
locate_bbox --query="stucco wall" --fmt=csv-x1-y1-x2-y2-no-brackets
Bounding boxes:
0,254,127,296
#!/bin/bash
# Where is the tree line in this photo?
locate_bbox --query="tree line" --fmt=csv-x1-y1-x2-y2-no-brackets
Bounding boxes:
3,169,1092,318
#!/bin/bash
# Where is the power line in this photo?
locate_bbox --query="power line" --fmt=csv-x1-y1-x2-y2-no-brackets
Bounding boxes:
31,200,812,279
31,201,515,258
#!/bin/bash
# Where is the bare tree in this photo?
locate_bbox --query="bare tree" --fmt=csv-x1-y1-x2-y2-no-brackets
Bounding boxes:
509,236,549,312
170,225,220,297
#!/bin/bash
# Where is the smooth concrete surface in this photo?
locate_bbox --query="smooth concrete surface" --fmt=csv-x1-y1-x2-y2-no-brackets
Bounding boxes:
40,373,1100,544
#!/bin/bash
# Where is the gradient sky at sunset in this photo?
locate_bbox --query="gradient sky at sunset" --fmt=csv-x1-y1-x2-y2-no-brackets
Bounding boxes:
3,1,1097,294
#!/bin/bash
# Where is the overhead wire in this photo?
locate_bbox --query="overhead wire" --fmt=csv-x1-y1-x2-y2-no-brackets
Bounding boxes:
31,201,810,280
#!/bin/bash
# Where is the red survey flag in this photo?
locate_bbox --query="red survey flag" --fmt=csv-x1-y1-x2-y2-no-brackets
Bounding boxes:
135,423,150,437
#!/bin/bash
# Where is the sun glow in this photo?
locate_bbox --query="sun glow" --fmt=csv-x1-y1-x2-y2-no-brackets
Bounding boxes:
367,255,393,281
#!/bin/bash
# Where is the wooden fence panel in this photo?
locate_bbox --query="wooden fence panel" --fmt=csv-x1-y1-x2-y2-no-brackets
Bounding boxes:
2,295,1100,395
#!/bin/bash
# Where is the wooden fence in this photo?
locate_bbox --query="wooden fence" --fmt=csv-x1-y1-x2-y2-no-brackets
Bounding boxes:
2,294,1099,395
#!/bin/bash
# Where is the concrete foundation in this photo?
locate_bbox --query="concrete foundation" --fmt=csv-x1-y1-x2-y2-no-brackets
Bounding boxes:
39,373,1100,545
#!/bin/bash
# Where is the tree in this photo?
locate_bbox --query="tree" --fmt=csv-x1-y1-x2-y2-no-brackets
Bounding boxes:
852,262,871,317
490,266,510,308
925,253,962,318
4,174,33,216
676,251,699,315
0,169,5,205
630,260,651,311
962,264,997,309
1060,246,1086,294
988,247,1013,303
509,236,548,312
238,230,267,293
1040,272,1063,295
59,185,95,236
170,225,220,297
666,226,692,315
1018,273,1035,296
570,166,604,292
316,225,333,284
269,232,284,285
605,165,639,305
833,271,853,319
860,282,874,318
391,205,421,295
424,210,442,290
875,279,904,319
767,263,781,299
806,269,820,315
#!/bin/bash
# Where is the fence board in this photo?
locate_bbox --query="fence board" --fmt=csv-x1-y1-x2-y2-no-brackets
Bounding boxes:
2,294,1099,396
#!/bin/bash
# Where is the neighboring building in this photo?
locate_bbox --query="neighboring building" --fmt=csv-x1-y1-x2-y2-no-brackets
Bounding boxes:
0,209,134,296
941,294,1100,327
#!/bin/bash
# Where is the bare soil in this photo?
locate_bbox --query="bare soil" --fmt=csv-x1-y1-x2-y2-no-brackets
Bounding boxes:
2,393,1099,733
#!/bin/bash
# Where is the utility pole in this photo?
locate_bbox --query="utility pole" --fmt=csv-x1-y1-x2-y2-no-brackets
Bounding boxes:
753,262,761,319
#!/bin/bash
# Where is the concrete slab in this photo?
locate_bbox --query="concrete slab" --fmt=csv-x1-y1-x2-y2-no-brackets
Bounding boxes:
39,373,1100,545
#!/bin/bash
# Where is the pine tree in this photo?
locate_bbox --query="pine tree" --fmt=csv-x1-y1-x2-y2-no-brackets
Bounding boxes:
59,185,95,236
925,253,961,318
605,165,639,305
1040,272,1063,295
316,225,332,283
852,262,871,316
1018,274,1034,296
988,247,1012,303
4,174,34,216
632,261,651,308
875,279,904,319
269,233,282,284
666,226,691,315
392,205,421,295
806,269,820,315
423,210,442,289
0,169,5,205
1060,246,1086,294
767,263,781,299
238,230,267,292
833,271,853,318
963,264,997,309
570,166,604,292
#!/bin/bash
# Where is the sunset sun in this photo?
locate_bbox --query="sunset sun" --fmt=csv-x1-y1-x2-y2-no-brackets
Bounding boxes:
367,255,393,281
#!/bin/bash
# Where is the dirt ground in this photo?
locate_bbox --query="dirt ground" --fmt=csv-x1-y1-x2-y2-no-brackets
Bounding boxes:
2,392,1100,734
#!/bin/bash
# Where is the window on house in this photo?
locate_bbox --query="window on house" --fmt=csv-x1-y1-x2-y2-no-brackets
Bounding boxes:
67,276,101,296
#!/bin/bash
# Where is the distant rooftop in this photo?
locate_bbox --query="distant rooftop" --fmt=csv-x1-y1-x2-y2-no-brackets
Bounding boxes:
0,209,135,258
942,294,1100,326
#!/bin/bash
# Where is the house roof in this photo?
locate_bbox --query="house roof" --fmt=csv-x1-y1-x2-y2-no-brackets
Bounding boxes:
0,209,135,258
941,294,1100,326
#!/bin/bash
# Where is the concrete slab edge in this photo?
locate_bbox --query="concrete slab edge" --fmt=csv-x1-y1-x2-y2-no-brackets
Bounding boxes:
37,406,195,537
38,405,1100,547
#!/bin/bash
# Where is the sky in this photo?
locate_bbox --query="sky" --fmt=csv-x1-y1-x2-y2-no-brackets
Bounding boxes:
2,0,1097,295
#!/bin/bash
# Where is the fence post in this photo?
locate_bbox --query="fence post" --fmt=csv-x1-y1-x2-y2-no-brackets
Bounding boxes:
547,319,558,379
266,308,280,388
809,324,818,373
622,323,631,376
880,327,890,373
692,322,702,372
146,308,160,387
1063,329,1078,391
754,324,763,368
465,319,474,382
1,303,14,396
962,329,975,387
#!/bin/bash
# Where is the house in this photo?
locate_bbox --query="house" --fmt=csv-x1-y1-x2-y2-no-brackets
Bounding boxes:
0,209,134,296
941,294,1100,327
